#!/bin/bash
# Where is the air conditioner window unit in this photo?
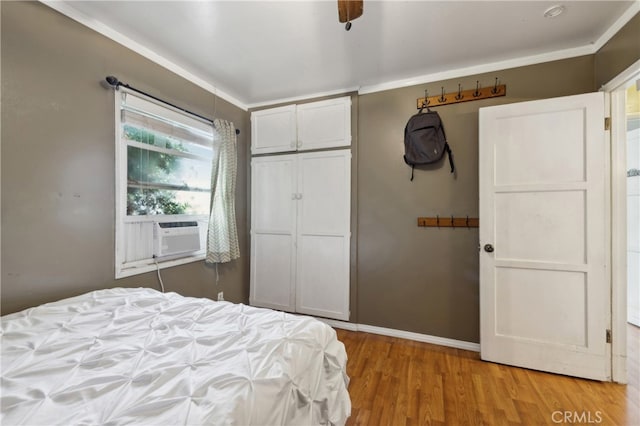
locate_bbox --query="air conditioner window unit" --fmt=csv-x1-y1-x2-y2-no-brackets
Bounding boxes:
153,221,201,258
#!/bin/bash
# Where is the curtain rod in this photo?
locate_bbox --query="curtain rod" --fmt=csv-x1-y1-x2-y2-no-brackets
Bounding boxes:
104,76,240,135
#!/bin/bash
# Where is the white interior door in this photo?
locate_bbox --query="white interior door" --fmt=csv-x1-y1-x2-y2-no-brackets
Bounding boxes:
295,149,351,320
250,154,297,311
479,92,611,380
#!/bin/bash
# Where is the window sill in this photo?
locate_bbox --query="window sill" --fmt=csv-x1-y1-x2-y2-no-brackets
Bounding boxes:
116,252,205,279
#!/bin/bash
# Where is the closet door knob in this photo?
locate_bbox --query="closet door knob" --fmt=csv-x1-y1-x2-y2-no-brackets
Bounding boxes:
484,244,494,253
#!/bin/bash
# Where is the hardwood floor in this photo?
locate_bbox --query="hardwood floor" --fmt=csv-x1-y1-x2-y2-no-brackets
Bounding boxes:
336,324,639,425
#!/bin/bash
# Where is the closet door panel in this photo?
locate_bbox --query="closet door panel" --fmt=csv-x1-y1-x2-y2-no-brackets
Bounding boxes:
296,235,350,320
250,155,297,312
251,234,295,310
296,97,351,151
295,150,351,320
251,105,297,155
297,150,351,235
252,155,296,233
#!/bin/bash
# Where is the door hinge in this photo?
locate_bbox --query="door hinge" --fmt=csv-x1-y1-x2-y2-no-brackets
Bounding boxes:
606,329,612,343
605,117,611,131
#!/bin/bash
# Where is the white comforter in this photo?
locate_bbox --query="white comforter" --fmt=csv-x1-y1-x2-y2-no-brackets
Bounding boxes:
1,288,351,425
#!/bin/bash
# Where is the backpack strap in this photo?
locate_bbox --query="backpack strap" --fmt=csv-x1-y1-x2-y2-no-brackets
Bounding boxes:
439,123,455,173
410,164,415,181
445,142,455,173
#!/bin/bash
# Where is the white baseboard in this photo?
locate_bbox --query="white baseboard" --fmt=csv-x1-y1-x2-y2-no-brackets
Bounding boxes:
315,318,480,352
318,318,359,331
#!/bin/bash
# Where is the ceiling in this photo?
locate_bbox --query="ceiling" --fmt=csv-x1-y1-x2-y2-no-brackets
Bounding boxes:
46,1,638,109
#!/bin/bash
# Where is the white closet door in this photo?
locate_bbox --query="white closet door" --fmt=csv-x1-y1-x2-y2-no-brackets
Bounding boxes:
250,155,297,311
295,149,351,320
251,105,297,155
296,97,351,151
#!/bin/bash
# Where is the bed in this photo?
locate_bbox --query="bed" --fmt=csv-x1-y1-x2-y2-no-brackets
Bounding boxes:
0,287,351,425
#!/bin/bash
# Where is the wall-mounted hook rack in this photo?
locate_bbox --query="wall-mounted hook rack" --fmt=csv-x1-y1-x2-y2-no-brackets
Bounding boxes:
417,216,479,228
416,80,506,109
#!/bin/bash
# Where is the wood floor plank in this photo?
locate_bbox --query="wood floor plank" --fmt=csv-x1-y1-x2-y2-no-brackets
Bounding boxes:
336,324,640,425
421,373,445,423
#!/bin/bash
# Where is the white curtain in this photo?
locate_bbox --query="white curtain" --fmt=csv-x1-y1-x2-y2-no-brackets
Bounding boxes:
206,119,240,263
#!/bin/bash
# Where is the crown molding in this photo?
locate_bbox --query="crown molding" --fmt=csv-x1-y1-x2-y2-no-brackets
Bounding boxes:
247,86,359,110
358,44,595,96
39,0,639,107
358,3,639,96
592,1,640,52
40,1,248,111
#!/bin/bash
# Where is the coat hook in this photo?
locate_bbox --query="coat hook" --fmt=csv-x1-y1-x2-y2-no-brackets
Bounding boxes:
491,77,500,94
473,81,481,97
422,88,430,108
438,87,446,103
455,84,463,101
466,215,470,228
451,215,454,227
436,215,440,227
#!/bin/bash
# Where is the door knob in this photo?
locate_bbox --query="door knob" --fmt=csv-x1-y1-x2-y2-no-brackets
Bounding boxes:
484,244,494,253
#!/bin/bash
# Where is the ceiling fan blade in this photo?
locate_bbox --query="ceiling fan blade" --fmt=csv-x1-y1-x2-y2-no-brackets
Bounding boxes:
337,0,363,23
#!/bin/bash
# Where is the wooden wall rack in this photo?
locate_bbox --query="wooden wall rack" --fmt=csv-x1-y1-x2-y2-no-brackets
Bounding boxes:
418,216,479,228
416,81,506,109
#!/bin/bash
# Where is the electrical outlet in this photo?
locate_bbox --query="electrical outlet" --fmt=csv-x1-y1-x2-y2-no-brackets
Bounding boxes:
217,291,224,301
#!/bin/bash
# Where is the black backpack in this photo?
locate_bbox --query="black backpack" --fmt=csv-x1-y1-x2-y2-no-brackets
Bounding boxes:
403,109,455,180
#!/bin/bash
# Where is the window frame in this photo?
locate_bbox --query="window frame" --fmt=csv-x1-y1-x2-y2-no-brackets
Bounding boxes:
114,89,213,278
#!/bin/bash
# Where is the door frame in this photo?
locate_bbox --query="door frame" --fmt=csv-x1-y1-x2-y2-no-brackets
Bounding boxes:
602,58,640,384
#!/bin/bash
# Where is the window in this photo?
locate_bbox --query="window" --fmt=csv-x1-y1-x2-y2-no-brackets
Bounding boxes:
115,90,214,278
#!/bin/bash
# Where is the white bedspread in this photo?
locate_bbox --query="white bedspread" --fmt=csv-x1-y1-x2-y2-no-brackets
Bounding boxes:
1,288,351,425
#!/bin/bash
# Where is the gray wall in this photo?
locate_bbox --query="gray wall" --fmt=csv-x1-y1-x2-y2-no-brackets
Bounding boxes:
356,56,596,343
595,12,640,89
1,1,249,314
